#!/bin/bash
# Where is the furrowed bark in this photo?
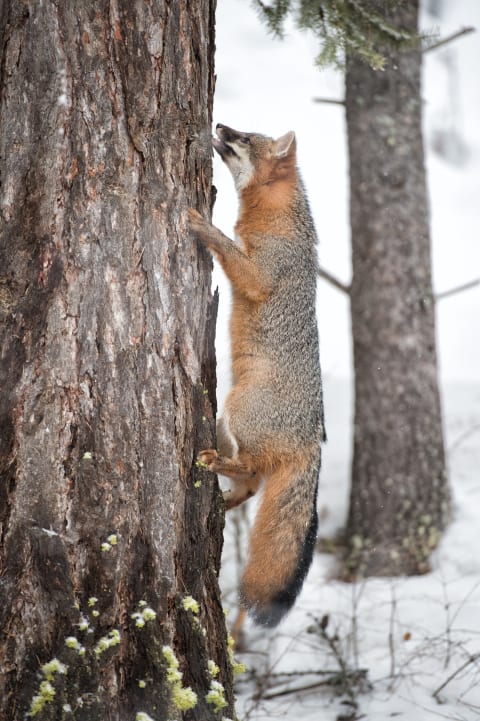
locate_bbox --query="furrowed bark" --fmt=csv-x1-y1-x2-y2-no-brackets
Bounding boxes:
0,2,232,719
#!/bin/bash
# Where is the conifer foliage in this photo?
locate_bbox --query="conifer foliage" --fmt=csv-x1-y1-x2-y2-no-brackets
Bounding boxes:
253,0,419,68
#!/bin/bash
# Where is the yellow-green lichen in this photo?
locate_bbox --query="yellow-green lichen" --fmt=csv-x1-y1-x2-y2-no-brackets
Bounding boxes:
227,633,246,676
351,534,364,550
65,635,86,656
41,658,67,682
162,646,197,711
94,629,121,658
29,657,69,717
182,595,199,615
208,659,220,678
171,684,198,711
78,616,90,632
28,681,56,717
65,636,81,650
205,679,228,713
101,533,118,552
132,602,157,628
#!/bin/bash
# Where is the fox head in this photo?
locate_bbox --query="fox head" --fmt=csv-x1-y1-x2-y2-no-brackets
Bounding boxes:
213,124,296,192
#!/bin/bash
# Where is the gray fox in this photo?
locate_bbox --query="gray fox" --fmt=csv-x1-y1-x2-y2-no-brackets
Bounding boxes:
190,124,324,627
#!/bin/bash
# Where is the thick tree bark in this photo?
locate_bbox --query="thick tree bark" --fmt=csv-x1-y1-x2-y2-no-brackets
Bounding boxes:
345,0,450,576
0,2,233,720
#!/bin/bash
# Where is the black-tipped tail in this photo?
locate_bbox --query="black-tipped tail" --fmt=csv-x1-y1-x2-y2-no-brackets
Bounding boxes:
240,459,320,628
249,496,318,627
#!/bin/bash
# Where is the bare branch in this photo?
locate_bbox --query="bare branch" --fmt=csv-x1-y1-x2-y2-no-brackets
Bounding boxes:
433,652,480,702
318,266,351,295
436,278,480,301
388,586,397,686
261,670,368,701
423,26,476,54
449,423,480,455
313,96,346,106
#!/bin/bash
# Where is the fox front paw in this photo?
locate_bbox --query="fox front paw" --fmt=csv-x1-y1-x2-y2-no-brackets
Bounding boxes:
188,208,210,236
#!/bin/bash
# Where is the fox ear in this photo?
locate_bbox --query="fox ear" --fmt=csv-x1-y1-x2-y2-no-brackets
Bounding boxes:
274,131,296,158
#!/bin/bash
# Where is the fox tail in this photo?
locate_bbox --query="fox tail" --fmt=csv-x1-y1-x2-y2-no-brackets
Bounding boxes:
240,454,320,627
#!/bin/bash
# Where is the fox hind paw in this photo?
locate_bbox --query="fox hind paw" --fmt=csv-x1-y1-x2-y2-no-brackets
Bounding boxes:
197,449,218,469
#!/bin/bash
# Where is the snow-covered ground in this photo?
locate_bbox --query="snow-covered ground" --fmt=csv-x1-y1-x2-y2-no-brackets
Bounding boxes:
222,379,480,721
212,1,480,719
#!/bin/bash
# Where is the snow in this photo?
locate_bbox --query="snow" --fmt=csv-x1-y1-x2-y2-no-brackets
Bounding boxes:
212,2,480,720
221,378,480,721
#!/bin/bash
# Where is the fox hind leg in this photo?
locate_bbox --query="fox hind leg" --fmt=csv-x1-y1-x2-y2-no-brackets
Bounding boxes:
197,449,260,510
197,449,252,480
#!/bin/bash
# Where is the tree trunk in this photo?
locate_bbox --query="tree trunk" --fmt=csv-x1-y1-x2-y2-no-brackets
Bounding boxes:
345,0,450,576
0,2,233,720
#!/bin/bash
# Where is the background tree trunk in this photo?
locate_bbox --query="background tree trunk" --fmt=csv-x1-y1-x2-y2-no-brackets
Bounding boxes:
0,2,233,720
345,0,450,576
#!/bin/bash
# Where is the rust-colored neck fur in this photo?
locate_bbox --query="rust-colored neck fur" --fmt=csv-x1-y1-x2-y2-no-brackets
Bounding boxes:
236,156,297,241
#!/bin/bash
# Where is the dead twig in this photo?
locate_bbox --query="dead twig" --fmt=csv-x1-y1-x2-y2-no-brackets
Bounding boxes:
436,277,480,301
433,652,480,702
310,614,370,718
261,669,369,701
313,96,346,106
388,585,397,687
449,423,480,455
318,266,351,295
423,26,476,54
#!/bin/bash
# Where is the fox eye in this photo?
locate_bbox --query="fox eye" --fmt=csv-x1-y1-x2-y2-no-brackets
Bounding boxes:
241,136,251,144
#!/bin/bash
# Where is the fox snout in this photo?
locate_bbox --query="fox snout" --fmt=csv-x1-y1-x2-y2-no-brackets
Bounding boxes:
216,124,243,142
213,124,252,159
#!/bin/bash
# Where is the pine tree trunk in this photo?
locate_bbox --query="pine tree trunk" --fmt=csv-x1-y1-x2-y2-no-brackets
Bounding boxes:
345,0,450,576
0,2,233,720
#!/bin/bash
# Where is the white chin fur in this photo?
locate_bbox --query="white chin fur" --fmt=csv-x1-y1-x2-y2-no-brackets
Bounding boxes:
224,147,254,191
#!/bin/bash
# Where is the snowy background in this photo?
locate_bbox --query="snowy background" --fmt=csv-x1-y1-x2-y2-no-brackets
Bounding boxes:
210,1,480,720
